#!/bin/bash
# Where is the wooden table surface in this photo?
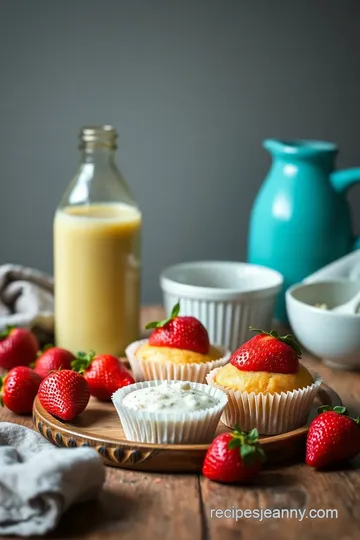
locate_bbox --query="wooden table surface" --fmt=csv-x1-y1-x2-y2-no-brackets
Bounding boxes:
1,306,360,540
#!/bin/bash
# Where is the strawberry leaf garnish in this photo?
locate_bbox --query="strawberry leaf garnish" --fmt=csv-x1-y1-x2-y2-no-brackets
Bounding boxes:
145,302,181,330
227,426,266,466
249,327,302,358
71,351,96,374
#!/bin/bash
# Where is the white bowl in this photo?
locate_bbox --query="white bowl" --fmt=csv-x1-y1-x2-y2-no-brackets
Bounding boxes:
160,261,283,351
286,279,360,369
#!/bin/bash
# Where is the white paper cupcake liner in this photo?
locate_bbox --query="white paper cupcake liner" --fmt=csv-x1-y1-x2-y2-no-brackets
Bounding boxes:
206,368,322,435
111,380,228,444
125,339,231,383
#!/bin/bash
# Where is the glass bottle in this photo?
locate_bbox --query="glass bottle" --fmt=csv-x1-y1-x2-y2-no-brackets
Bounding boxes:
54,126,141,356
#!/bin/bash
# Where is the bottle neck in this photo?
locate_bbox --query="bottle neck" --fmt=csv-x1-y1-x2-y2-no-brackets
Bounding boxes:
80,147,116,165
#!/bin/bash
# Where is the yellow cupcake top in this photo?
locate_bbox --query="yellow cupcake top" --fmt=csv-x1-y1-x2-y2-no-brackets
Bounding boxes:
214,362,313,394
136,343,223,365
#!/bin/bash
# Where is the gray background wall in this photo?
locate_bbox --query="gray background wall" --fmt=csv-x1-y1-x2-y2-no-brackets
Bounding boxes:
1,0,360,304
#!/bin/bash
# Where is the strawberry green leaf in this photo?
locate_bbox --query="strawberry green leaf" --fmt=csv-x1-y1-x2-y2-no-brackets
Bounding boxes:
317,405,332,414
228,438,241,450
0,325,14,340
170,302,180,319
240,444,256,459
333,406,347,415
249,327,302,358
316,405,360,424
145,302,181,330
144,321,161,329
318,405,348,415
227,427,266,466
71,351,96,374
247,428,259,442
240,444,266,466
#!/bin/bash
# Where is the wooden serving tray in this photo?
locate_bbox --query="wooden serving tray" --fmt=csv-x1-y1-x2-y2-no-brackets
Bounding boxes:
32,383,341,472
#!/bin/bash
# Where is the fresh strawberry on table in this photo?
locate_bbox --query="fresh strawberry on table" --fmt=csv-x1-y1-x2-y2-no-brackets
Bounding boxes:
202,427,266,483
34,346,75,379
71,352,135,401
306,405,360,468
0,366,42,414
38,369,90,421
145,302,210,354
230,327,301,373
0,327,39,370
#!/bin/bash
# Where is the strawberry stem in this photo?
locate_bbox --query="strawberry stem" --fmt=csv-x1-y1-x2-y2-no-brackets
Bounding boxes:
249,327,302,359
228,426,266,466
71,351,96,374
145,302,181,330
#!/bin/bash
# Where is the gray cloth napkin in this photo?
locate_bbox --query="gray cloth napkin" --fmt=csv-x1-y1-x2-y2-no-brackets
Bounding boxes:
0,264,54,343
0,422,106,537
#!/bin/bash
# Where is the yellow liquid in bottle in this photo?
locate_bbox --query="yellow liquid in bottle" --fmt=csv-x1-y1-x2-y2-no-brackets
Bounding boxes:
54,203,141,356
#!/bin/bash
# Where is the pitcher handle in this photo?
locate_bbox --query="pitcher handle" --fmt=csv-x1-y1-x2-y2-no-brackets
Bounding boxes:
330,167,360,193
330,168,360,250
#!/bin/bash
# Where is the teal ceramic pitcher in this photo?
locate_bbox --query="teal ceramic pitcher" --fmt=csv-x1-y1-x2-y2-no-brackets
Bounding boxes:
248,139,360,322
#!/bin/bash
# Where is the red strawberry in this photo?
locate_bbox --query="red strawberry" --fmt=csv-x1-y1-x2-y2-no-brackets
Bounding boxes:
0,366,42,414
38,370,90,421
203,427,266,483
230,327,301,373
306,405,360,468
0,327,39,370
71,352,135,401
34,346,75,379
146,302,210,354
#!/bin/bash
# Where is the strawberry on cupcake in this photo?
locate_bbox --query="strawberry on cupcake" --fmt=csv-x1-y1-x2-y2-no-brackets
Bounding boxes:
207,327,321,434
125,302,231,383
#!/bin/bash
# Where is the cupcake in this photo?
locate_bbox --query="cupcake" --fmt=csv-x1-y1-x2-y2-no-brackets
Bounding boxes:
207,328,321,435
126,303,231,383
112,380,228,444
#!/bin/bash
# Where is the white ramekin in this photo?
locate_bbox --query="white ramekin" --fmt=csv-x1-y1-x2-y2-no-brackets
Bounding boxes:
111,380,228,444
125,338,231,383
160,261,283,352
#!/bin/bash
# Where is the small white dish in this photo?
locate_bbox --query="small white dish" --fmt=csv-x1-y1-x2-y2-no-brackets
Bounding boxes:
112,380,228,444
160,261,283,351
286,279,360,369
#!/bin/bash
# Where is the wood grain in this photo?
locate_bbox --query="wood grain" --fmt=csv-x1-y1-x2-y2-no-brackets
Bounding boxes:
201,457,360,540
1,306,360,540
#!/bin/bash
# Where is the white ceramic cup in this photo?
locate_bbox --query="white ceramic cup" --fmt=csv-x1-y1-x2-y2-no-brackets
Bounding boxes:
160,261,283,352
286,279,360,369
